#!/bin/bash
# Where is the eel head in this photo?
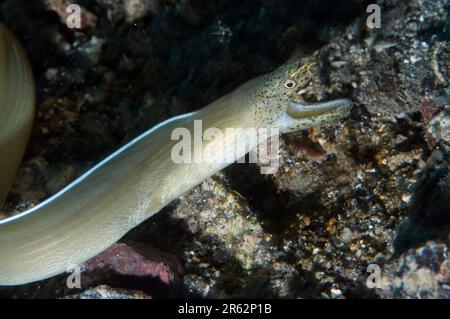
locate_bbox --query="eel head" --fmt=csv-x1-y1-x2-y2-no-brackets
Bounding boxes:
249,52,353,134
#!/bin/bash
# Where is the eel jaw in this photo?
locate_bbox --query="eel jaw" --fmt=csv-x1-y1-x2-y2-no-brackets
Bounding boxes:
271,98,353,134
287,98,353,119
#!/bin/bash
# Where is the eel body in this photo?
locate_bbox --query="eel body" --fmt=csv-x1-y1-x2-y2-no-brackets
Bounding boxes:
0,24,352,285
0,24,35,208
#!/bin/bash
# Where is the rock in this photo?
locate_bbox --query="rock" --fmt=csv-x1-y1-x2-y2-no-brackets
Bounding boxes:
378,241,450,299
427,105,450,150
65,284,151,299
81,242,183,297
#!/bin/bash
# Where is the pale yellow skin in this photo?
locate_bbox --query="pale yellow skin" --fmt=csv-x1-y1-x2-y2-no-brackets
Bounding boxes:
0,24,35,208
0,24,352,285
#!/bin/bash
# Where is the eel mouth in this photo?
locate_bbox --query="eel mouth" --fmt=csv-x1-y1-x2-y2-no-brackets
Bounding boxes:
287,98,353,119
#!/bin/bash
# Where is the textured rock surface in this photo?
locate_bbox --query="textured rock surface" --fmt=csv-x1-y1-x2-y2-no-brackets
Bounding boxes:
80,242,183,297
0,0,448,298
65,284,152,299
378,241,449,299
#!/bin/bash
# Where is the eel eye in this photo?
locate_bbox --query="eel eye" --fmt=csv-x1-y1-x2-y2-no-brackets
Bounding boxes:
284,79,296,89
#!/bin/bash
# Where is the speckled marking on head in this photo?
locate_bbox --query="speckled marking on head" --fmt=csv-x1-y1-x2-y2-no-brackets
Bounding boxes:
248,55,318,128
243,54,351,134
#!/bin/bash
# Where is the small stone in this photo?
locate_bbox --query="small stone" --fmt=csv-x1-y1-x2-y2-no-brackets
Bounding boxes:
45,68,58,81
340,228,353,243
124,0,150,23
330,286,342,298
